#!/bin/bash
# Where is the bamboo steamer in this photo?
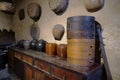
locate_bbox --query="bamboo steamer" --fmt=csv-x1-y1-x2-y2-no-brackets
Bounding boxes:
46,43,57,56
67,39,95,66
67,30,95,39
67,57,94,67
67,39,95,59
67,16,95,39
57,44,67,59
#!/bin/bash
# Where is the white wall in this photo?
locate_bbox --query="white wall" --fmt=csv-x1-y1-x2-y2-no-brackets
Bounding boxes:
0,11,13,30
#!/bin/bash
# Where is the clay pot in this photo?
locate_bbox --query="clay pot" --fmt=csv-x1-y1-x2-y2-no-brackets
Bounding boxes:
23,40,31,50
84,0,105,12
52,24,65,40
46,43,57,56
17,40,25,48
57,44,67,59
36,39,47,52
27,2,41,22
49,0,69,15
30,39,38,50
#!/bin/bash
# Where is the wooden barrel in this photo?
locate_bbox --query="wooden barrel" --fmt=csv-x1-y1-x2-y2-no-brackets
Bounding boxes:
46,43,57,56
67,57,94,67
57,44,67,59
67,16,96,67
67,16,95,39
67,39,95,59
67,39,95,67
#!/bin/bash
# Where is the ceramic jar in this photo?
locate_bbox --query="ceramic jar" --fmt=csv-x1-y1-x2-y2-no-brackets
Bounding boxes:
57,44,67,59
30,39,38,50
46,43,57,56
23,40,31,50
36,39,47,52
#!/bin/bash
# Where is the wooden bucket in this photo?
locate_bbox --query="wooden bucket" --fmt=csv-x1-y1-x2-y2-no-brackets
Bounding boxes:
67,39,95,66
67,16,95,39
46,43,57,56
67,57,94,67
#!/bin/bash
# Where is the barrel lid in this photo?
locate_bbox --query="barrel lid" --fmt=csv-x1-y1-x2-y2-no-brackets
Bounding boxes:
67,16,95,23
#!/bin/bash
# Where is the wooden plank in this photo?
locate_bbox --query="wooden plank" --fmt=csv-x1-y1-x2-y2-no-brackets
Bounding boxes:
97,28,113,80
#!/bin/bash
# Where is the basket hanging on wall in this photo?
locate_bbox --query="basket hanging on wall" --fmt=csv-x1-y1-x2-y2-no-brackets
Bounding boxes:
27,2,41,22
84,0,105,12
49,0,69,15
52,24,65,40
30,22,40,40
18,9,25,20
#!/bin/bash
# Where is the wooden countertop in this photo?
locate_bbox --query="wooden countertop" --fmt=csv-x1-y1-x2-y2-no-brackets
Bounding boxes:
10,46,102,76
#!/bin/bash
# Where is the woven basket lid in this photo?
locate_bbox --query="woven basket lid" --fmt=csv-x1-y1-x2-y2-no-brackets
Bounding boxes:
27,2,41,22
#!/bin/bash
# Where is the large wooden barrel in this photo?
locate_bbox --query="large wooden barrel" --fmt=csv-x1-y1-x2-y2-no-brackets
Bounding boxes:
67,16,95,39
67,16,95,67
67,39,95,66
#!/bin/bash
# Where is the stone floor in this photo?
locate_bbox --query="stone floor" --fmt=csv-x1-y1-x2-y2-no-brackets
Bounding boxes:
0,65,20,80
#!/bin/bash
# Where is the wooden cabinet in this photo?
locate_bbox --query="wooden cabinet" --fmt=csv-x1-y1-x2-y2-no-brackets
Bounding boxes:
25,64,33,80
14,57,24,80
8,49,15,72
34,59,51,74
8,48,103,80
34,69,46,80
15,52,22,59
52,66,82,80
23,54,33,65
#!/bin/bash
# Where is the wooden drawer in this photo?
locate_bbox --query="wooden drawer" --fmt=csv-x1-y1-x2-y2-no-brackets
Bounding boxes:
22,54,33,65
34,59,50,74
34,69,46,80
52,66,82,80
15,52,22,60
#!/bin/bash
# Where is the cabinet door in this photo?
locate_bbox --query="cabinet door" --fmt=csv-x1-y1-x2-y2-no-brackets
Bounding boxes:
25,64,33,80
14,58,24,80
34,69,58,80
34,69,45,80
8,49,14,69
